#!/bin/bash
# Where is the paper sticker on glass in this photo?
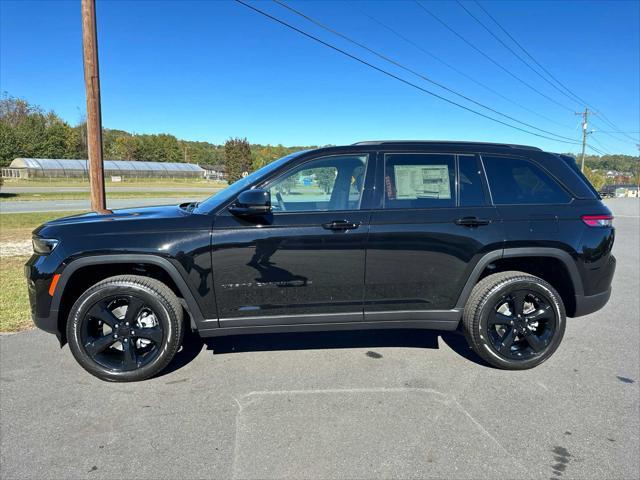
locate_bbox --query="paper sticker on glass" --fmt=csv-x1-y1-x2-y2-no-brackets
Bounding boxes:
393,164,451,199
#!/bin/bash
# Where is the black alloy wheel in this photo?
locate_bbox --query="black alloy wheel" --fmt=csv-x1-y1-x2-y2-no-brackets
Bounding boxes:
80,295,165,372
463,271,566,370
67,275,183,382
486,289,557,360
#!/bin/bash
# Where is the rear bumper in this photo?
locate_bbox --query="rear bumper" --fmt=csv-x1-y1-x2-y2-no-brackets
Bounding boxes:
573,288,612,317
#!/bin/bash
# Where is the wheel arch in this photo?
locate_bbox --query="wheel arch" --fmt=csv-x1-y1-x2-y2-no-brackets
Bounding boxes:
455,248,584,316
53,254,206,345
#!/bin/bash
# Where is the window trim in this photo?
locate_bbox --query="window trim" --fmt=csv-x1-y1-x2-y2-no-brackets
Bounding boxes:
457,153,490,207
479,153,573,206
259,152,371,213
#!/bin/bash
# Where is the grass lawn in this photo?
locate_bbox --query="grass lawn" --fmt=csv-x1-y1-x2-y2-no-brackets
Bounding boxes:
0,211,85,242
0,190,215,202
2,178,227,189
0,256,32,332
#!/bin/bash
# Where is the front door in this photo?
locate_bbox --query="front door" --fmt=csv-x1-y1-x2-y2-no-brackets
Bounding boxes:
211,153,373,326
364,151,504,320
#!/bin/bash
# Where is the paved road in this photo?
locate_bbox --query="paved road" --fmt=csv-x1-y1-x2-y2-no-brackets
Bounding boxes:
0,197,206,213
1,199,638,480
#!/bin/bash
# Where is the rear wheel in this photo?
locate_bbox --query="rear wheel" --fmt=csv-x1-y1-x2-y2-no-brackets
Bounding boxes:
67,275,183,382
463,271,566,369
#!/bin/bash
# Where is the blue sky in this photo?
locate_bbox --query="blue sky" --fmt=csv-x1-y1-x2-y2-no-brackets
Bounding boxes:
1,0,638,154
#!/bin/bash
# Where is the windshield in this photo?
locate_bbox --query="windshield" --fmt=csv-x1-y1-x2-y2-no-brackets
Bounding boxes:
194,150,309,213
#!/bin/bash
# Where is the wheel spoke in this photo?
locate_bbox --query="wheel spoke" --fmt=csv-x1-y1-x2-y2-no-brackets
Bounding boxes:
510,291,528,316
122,340,138,369
525,333,546,353
490,312,513,326
135,326,163,345
498,328,516,353
124,296,145,325
87,303,119,328
526,307,552,323
84,335,116,356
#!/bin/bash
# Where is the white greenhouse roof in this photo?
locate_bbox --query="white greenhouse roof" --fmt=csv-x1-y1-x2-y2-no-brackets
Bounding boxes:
9,158,205,173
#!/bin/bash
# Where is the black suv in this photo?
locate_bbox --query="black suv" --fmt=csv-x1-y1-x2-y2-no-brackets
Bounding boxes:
26,141,616,381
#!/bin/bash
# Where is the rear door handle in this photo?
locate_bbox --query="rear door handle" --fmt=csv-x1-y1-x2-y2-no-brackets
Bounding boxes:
455,216,491,227
322,220,360,231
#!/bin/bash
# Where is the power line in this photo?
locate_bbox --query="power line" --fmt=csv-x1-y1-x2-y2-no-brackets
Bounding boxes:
350,4,574,131
593,131,640,134
272,0,579,143
234,1,581,146
474,0,640,146
457,1,584,108
590,136,614,156
412,0,574,113
472,0,588,107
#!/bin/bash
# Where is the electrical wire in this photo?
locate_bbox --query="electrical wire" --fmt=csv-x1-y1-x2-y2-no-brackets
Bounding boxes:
412,0,574,113
474,0,640,145
272,0,579,143
351,4,573,130
234,0,582,145
457,1,584,108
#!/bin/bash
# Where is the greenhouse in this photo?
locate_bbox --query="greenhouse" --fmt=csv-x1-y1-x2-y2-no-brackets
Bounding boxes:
3,158,206,179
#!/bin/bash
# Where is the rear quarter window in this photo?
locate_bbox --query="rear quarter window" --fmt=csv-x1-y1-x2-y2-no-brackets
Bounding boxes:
482,155,570,205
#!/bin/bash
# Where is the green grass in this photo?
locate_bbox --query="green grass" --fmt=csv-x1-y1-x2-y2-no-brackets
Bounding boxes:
0,211,85,242
0,256,32,332
0,190,217,202
2,178,227,189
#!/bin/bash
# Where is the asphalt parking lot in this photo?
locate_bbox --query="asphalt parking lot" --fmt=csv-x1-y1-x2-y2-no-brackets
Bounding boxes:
1,199,638,480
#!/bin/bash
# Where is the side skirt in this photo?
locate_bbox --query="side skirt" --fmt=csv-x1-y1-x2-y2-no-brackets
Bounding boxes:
197,311,462,338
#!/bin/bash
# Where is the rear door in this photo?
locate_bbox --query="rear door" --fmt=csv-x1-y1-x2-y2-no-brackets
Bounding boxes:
364,151,504,320
211,151,374,326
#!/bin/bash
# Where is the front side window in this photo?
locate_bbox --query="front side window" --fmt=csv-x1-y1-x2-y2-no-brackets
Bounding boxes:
266,154,367,212
384,153,455,209
483,155,570,205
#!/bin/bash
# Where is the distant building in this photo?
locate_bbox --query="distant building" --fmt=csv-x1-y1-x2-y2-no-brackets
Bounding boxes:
1,158,206,179
200,164,227,180
599,183,640,198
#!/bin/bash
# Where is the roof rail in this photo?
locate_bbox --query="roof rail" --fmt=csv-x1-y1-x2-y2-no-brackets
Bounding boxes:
351,140,542,151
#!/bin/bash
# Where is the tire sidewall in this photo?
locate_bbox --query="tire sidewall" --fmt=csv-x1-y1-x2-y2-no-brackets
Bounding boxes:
475,278,566,370
67,282,178,382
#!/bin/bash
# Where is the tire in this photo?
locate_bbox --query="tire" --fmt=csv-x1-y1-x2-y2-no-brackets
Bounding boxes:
463,271,566,370
67,275,184,382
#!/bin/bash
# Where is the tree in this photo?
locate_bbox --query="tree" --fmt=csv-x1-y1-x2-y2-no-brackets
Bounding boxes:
224,137,252,183
314,168,336,194
583,166,606,191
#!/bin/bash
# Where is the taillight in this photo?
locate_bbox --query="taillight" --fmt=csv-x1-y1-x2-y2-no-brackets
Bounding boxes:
581,215,613,227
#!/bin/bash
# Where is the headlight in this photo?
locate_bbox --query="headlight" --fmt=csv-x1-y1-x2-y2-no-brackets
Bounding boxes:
32,237,59,255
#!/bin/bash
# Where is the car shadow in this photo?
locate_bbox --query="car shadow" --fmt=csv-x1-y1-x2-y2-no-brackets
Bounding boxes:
159,327,490,377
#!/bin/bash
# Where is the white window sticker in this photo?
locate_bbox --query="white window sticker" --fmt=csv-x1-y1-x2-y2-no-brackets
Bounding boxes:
394,164,451,199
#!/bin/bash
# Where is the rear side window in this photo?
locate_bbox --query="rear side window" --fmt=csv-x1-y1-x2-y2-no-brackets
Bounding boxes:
384,153,455,209
458,155,487,206
482,155,570,205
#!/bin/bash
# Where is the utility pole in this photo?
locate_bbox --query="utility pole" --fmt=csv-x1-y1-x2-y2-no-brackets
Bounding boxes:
575,108,592,172
81,0,107,212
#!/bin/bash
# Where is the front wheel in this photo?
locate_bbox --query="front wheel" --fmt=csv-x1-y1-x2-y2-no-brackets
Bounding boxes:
67,275,184,382
463,271,566,370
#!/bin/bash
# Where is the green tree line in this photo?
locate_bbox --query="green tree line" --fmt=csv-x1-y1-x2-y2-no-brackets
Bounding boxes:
2,93,636,190
0,94,315,173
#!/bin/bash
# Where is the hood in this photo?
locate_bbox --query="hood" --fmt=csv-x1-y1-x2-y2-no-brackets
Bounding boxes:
34,204,191,234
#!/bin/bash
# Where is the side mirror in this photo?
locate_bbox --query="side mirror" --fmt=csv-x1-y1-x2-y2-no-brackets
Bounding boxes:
229,189,271,216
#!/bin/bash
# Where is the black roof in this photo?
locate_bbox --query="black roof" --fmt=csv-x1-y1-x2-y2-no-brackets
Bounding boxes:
352,140,542,151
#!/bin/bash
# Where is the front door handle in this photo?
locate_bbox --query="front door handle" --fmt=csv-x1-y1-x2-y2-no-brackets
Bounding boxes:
322,220,360,231
455,216,491,227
